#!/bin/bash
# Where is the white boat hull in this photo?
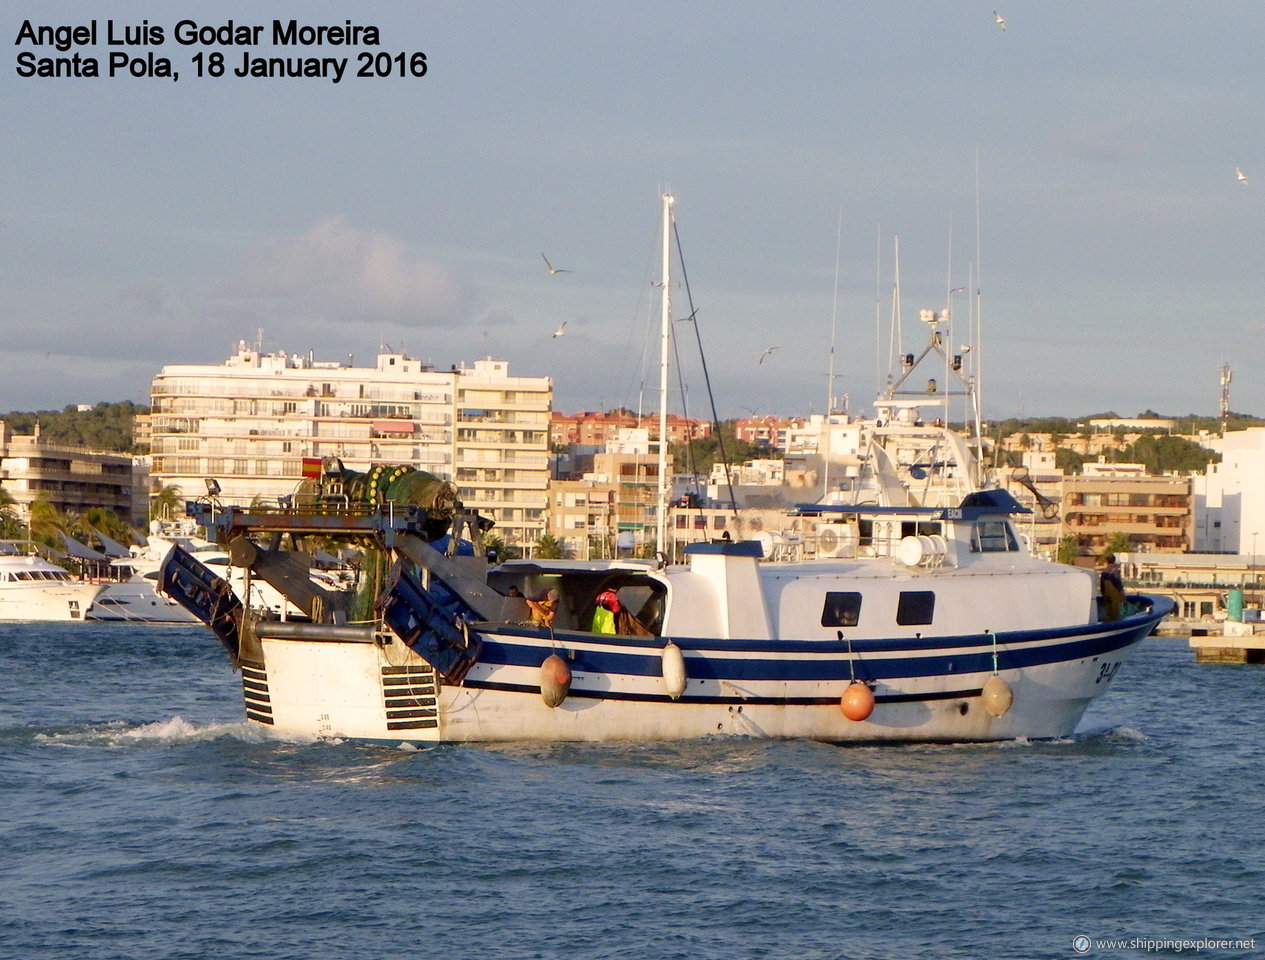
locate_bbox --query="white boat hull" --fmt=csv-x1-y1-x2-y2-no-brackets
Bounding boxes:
88,578,202,623
0,582,103,622
235,603,1166,744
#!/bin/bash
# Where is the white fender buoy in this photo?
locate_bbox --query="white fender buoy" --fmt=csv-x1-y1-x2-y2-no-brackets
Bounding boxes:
661,642,687,700
540,653,571,708
840,680,875,721
981,674,1013,718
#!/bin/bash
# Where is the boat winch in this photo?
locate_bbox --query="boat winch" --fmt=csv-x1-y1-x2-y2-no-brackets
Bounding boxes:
897,534,948,569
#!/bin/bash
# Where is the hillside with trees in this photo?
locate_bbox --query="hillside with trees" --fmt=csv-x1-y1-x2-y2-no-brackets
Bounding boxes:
0,401,147,453
976,410,1240,476
981,411,1265,440
670,420,779,476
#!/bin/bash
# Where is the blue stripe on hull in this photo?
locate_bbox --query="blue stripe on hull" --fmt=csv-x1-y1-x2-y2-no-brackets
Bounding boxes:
472,616,1157,684
479,597,1170,657
462,600,1168,704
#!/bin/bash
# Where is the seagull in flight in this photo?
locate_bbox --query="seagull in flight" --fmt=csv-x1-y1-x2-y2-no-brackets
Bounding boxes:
552,321,567,339
993,10,1006,30
1237,167,1249,184
758,345,780,364
542,253,570,275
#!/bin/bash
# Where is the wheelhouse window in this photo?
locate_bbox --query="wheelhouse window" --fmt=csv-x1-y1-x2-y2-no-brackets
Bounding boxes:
971,520,1018,553
896,590,935,626
821,591,862,627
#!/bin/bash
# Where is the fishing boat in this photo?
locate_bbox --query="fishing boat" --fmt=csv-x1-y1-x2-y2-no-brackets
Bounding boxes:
161,196,1172,743
0,541,104,621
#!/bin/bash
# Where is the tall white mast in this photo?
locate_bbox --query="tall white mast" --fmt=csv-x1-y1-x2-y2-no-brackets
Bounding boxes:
889,234,903,379
822,206,843,501
656,194,674,556
974,148,986,487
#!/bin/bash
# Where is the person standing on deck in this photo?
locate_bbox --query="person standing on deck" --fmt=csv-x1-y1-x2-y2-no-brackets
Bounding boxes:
1099,553,1124,620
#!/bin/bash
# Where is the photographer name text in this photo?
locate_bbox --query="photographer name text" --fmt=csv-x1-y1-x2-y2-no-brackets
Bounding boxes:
14,19,427,83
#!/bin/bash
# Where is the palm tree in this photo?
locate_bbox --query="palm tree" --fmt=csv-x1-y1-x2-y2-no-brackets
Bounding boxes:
27,499,70,553
0,484,23,539
484,534,520,562
1101,531,1131,559
150,484,183,521
534,533,566,560
1056,535,1080,565
80,506,134,547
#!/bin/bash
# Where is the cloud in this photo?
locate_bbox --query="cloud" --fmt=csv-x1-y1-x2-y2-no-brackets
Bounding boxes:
1048,118,1150,165
0,279,201,365
228,218,473,326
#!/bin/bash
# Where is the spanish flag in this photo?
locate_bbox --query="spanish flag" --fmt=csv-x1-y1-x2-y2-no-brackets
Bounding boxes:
301,457,322,479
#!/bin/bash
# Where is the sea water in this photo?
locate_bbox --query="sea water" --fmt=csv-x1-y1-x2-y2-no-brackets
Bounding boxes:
1,623,1261,960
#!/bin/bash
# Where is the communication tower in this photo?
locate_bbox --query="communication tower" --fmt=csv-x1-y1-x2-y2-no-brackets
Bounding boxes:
1220,362,1232,436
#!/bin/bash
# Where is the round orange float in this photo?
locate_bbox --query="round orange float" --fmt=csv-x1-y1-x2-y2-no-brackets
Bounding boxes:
539,653,571,708
840,680,875,721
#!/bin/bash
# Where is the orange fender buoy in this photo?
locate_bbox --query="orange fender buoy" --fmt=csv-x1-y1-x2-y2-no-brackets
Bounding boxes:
981,674,1013,718
540,653,571,708
840,680,875,721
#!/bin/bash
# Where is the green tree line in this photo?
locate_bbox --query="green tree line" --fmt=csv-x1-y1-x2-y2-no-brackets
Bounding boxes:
0,400,149,453
670,420,779,476
980,410,1265,439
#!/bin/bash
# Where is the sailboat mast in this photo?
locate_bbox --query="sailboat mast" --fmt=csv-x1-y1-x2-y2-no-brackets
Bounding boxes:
656,194,674,556
823,206,843,501
974,149,986,488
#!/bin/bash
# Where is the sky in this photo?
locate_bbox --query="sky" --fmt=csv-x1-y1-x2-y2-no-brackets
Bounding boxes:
4,1,1264,424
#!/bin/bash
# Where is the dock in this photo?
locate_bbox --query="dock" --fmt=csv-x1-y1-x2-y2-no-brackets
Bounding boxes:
1154,616,1265,663
1187,622,1265,664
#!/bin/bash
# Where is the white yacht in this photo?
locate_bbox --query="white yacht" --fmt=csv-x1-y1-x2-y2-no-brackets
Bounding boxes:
91,519,350,623
0,542,104,621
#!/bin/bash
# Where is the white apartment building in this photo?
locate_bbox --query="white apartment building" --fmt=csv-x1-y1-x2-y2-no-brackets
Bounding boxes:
783,413,866,461
150,342,552,547
1194,427,1265,555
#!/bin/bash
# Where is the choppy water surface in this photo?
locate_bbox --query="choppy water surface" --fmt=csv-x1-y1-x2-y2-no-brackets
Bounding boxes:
1,624,1261,960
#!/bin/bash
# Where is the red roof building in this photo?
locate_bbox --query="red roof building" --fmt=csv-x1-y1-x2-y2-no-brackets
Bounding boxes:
551,411,711,447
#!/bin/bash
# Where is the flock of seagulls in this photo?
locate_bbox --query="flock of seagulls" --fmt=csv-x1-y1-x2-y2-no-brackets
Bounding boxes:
544,254,569,338
537,252,569,340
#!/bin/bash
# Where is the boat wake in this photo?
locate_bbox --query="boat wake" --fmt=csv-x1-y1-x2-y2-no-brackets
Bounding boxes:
1074,724,1150,744
29,715,269,748
916,724,1150,753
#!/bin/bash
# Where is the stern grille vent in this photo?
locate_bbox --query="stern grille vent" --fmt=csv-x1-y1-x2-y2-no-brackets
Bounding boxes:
381,663,440,731
241,662,274,725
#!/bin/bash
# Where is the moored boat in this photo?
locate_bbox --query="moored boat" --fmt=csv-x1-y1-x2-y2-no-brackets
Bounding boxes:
92,519,353,624
0,541,104,621
89,567,204,624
